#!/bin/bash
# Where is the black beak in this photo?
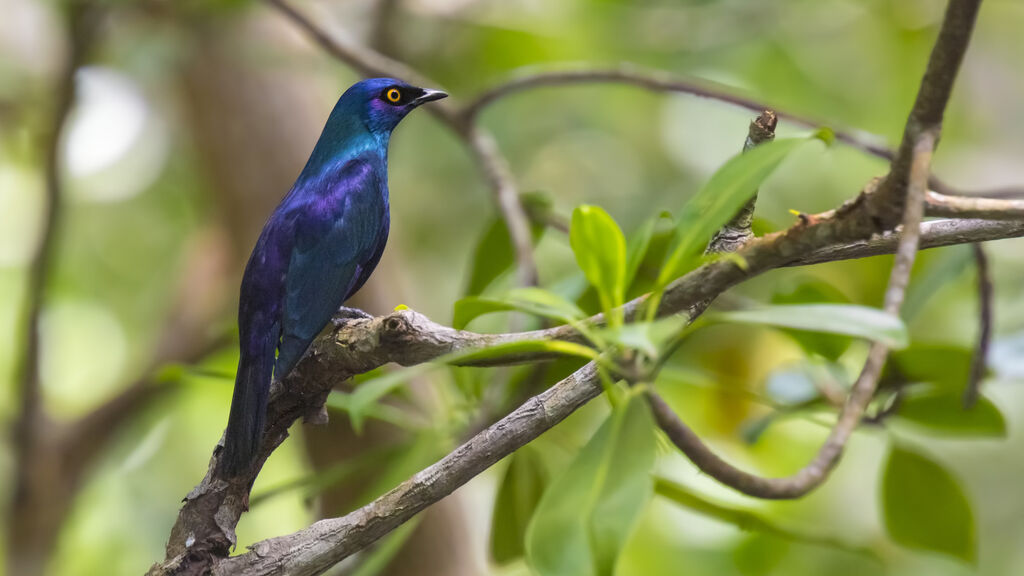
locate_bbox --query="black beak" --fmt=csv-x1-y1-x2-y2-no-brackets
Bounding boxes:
413,88,448,105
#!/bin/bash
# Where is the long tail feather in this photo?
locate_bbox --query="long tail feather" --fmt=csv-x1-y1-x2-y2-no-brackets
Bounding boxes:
221,334,275,476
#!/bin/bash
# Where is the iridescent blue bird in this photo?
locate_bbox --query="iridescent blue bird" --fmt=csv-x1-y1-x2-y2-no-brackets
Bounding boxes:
222,78,447,475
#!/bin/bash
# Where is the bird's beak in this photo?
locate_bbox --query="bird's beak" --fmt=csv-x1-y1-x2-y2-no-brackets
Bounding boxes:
413,88,448,105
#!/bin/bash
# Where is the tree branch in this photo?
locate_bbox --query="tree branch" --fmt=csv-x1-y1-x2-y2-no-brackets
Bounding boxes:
650,130,936,499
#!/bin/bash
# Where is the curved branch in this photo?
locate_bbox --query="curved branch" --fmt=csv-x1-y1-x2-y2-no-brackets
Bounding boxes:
651,130,936,499
460,65,893,160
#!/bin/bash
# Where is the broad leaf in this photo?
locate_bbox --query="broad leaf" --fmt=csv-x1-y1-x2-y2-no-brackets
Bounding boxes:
658,138,807,285
882,445,976,563
901,244,973,321
526,393,656,576
595,315,689,357
715,304,909,349
896,389,1006,437
465,214,546,296
491,447,549,564
892,345,973,390
625,215,667,291
771,279,853,360
570,205,628,324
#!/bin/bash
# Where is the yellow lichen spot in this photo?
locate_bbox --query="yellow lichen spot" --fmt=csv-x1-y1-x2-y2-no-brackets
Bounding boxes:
393,304,410,311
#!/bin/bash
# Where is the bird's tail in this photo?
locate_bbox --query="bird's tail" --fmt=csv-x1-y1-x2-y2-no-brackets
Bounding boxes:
221,332,276,477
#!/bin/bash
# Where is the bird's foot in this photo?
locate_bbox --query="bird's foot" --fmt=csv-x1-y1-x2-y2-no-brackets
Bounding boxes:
332,306,373,328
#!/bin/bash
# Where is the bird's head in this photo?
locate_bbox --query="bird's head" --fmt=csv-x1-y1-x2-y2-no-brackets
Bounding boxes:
340,78,448,135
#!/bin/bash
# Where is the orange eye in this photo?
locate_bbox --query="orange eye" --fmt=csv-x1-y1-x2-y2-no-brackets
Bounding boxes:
386,88,401,103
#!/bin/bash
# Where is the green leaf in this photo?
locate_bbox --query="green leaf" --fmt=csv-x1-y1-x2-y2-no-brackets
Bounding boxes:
891,345,973,390
882,445,976,563
491,447,550,565
624,216,660,291
526,393,656,576
896,390,1006,437
347,340,600,433
570,205,628,324
658,138,807,285
902,244,974,321
656,476,878,560
465,215,545,296
453,287,587,330
771,279,853,360
715,304,909,349
346,364,435,434
595,315,689,357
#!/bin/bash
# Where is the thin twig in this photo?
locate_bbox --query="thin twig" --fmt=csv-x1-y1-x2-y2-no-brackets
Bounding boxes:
461,66,887,159
964,243,992,408
462,63,1023,201
462,125,539,286
925,191,1024,219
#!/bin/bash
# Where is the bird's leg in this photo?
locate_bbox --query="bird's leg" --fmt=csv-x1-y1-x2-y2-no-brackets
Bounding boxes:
331,306,373,328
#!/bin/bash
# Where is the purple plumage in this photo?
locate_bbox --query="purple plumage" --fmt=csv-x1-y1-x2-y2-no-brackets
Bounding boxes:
221,78,447,476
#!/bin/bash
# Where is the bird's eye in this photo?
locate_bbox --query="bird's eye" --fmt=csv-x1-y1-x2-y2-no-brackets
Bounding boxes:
385,88,402,103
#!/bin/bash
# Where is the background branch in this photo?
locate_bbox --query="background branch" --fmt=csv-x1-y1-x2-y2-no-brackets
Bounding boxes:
8,6,96,575
964,243,992,408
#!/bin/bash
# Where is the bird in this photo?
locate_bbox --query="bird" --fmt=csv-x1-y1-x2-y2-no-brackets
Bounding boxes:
221,78,448,476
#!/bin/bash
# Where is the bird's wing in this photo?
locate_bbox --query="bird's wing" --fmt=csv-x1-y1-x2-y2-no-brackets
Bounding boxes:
275,156,386,379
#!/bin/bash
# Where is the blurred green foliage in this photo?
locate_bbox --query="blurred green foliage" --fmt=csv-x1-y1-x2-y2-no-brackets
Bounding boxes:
2,0,1024,575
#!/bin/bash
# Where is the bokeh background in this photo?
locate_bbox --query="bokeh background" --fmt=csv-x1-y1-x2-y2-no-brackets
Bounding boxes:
2,0,1024,575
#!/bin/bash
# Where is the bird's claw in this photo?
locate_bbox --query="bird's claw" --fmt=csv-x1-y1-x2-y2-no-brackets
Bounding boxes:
332,306,373,327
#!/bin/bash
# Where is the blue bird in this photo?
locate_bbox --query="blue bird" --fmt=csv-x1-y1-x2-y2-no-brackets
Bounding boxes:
222,78,447,476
